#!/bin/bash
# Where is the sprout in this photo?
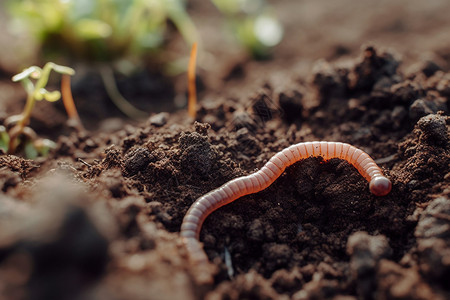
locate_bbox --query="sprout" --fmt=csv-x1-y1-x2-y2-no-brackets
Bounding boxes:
6,62,79,156
12,66,42,82
7,0,200,119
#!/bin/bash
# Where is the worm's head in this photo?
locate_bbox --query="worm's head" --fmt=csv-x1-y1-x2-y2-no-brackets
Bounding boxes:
369,176,392,196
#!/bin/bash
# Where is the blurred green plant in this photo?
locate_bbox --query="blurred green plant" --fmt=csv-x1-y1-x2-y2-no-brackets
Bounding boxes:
7,0,199,119
211,0,283,59
7,0,283,62
2,62,75,158
5,0,283,120
7,0,198,62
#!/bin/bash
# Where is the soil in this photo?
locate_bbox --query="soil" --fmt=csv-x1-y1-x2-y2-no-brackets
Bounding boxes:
1,1,450,300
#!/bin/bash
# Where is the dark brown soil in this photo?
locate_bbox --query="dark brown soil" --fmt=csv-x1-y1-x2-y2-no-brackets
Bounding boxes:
1,1,450,300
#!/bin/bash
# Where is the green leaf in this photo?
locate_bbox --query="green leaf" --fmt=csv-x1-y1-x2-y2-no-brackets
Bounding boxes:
12,66,42,82
34,89,44,101
20,78,35,94
73,19,112,39
43,90,62,102
51,64,75,76
35,88,61,102
24,141,38,159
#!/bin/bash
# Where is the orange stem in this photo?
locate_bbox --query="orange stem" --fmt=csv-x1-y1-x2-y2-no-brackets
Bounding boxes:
61,74,84,130
188,42,198,119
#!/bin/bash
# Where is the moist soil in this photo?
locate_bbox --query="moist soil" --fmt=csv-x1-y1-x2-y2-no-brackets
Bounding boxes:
1,1,450,300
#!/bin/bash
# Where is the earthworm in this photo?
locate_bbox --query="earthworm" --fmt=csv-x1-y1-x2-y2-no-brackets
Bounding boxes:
181,141,391,282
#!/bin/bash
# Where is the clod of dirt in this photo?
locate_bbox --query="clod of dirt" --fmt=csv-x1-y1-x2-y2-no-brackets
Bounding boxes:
179,131,216,177
124,147,152,176
206,270,288,300
270,268,304,295
417,238,450,284
416,113,449,146
433,72,450,97
247,218,276,242
291,277,341,300
376,260,443,300
0,174,109,300
114,195,147,236
101,145,123,170
249,91,280,124
415,197,450,240
406,52,447,78
415,59,443,77
83,145,124,178
414,196,450,283
311,59,347,103
346,232,392,299
390,80,424,106
232,127,262,157
396,113,450,199
262,243,293,274
0,155,36,178
140,149,178,186
409,99,443,122
277,89,303,124
55,135,77,156
0,167,21,192
194,121,211,136
232,110,258,131
349,45,400,92
98,168,132,198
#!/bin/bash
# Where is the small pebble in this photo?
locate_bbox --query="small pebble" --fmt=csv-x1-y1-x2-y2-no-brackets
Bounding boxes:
148,112,169,127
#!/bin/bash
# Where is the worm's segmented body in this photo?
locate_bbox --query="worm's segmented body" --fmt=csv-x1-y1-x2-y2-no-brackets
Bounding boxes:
181,141,391,281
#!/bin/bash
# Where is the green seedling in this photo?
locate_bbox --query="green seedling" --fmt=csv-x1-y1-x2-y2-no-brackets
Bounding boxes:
5,62,75,156
6,0,284,122
7,0,199,119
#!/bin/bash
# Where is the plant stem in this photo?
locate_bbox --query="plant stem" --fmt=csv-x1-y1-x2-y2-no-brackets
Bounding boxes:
8,63,52,154
61,74,84,131
188,42,198,119
33,63,53,94
7,92,35,154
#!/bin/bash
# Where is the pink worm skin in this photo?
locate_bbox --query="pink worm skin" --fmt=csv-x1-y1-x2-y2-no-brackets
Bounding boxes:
181,141,391,281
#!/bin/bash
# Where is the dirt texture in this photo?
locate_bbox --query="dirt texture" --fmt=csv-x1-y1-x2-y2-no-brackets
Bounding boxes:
1,1,450,300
